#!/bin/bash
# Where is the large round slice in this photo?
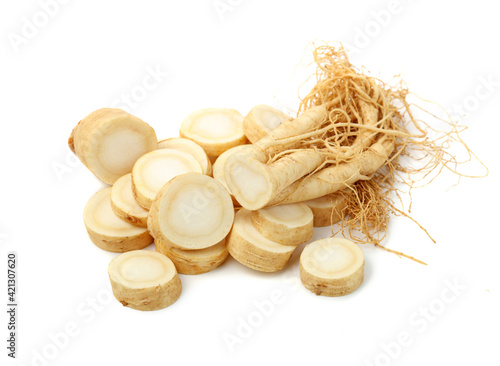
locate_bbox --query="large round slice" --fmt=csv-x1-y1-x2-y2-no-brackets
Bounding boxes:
243,104,291,144
158,137,212,176
108,250,181,311
131,149,202,210
68,108,157,184
84,187,153,252
227,209,296,272
111,173,148,227
300,237,364,297
155,238,228,275
180,108,247,157
251,203,313,245
148,173,234,250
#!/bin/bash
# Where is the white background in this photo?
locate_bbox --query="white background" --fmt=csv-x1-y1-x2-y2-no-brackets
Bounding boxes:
1,1,499,365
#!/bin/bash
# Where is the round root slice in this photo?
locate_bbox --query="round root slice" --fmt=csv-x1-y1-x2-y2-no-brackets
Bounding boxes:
212,145,250,206
251,203,313,245
111,173,148,227
155,238,228,275
158,137,212,176
180,108,247,157
84,187,153,252
148,173,234,250
243,104,292,144
303,192,348,227
228,209,296,272
108,250,181,311
68,108,157,184
132,149,202,210
300,238,364,297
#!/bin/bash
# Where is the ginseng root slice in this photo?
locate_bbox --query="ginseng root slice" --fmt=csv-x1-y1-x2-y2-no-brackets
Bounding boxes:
155,238,228,275
148,173,234,250
158,137,212,176
111,173,148,227
300,238,364,297
180,108,247,157
303,191,348,227
243,104,291,144
132,149,202,210
251,203,313,245
84,187,153,252
108,250,181,311
68,108,157,184
227,209,296,272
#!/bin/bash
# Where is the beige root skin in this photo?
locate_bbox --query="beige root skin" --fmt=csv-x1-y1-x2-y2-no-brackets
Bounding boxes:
84,187,153,253
110,173,149,228
148,173,234,250
243,105,292,144
108,251,181,311
304,191,348,227
250,203,313,246
155,238,228,275
69,108,157,184
227,209,295,272
158,137,213,176
300,238,364,297
180,108,248,157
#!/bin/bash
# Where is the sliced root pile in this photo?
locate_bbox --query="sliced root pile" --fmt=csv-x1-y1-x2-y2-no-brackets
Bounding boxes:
180,108,247,157
243,104,291,144
111,173,149,227
132,149,202,209
69,108,157,184
251,203,313,245
155,238,228,275
227,209,296,272
84,187,153,252
158,137,213,176
300,237,364,296
108,250,181,311
304,190,348,227
148,173,234,250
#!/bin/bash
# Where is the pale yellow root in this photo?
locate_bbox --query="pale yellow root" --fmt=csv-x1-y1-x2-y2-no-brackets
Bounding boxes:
303,191,348,227
155,238,228,275
148,173,234,250
68,108,157,184
300,237,364,297
84,187,153,252
158,137,213,176
180,108,248,157
243,104,292,144
227,209,296,272
108,250,181,311
250,203,313,245
110,173,149,227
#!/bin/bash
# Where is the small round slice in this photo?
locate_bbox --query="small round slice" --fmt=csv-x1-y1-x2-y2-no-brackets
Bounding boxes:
111,173,148,227
303,192,348,227
180,108,247,157
84,187,153,252
227,209,296,272
158,137,212,176
68,108,157,184
148,173,234,250
155,238,228,275
243,104,291,143
108,250,181,311
300,237,364,297
132,149,202,209
251,203,313,245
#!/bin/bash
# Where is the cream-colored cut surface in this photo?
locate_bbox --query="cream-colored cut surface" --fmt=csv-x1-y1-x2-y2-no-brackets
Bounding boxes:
111,174,149,227
180,108,247,156
84,187,152,252
243,104,291,143
132,149,202,209
258,203,312,227
158,137,212,176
